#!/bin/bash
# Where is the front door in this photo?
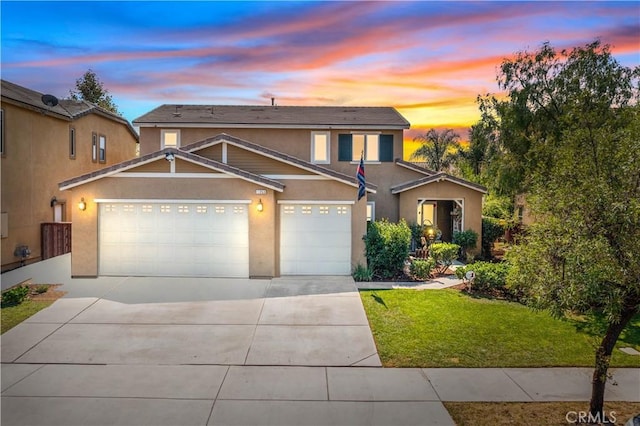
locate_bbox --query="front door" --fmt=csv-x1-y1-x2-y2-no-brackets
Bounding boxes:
417,201,436,227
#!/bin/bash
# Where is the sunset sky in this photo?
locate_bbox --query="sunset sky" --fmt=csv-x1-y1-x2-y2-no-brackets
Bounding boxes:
2,1,638,155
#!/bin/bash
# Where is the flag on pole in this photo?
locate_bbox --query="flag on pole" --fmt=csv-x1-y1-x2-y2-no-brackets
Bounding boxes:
357,152,366,201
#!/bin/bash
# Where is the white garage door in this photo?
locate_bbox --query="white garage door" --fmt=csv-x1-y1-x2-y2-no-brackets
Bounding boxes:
280,204,351,275
99,202,249,277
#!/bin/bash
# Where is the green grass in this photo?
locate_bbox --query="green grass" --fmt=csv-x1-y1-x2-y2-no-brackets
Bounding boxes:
1,300,54,334
360,289,640,367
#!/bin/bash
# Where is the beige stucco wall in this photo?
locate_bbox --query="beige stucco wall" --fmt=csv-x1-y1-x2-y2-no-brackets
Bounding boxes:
67,177,276,277
66,175,364,278
140,126,407,219
1,102,138,270
398,180,484,255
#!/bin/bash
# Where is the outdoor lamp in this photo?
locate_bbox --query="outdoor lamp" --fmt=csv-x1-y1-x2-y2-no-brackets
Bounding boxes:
256,199,264,212
78,198,87,211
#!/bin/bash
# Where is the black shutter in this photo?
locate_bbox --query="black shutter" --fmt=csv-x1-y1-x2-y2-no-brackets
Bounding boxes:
338,134,352,161
379,134,394,162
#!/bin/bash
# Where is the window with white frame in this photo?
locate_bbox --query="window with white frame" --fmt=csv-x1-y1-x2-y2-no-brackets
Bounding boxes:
352,134,379,161
311,131,330,164
366,202,375,222
161,129,180,149
98,134,106,163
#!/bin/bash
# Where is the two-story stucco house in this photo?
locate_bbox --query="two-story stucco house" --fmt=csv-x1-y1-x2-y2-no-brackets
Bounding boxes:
0,80,139,272
60,104,485,278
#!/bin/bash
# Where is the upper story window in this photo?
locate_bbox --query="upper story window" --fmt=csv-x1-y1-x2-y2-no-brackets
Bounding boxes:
311,131,330,164
0,109,5,157
92,132,98,163
162,129,180,149
352,134,379,161
338,133,394,163
69,127,76,159
98,134,106,163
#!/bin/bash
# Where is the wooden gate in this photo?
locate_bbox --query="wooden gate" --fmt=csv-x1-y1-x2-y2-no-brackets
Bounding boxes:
41,222,71,260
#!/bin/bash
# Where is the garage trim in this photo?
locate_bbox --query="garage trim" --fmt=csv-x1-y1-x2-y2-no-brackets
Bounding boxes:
277,200,355,205
95,199,251,204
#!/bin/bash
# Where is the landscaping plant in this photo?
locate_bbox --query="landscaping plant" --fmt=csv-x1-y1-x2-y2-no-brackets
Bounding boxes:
410,258,436,280
481,217,505,259
352,263,373,282
1,285,30,307
428,242,460,274
452,229,478,260
477,40,640,418
456,261,512,297
364,219,411,279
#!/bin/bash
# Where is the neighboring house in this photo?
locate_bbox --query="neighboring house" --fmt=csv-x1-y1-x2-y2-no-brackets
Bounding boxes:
515,193,535,226
60,104,485,278
0,80,139,272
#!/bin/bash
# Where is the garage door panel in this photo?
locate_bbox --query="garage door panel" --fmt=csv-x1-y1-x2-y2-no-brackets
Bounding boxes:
280,204,351,275
100,203,249,277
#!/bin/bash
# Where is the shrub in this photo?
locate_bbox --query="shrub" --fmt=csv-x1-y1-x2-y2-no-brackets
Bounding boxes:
408,222,425,250
35,285,49,294
482,193,513,219
429,242,460,273
482,217,506,259
410,258,436,280
452,229,478,259
364,219,412,279
1,285,30,307
352,263,373,282
456,261,512,294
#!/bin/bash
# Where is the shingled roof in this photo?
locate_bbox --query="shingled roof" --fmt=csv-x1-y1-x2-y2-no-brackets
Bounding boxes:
390,172,487,194
1,79,138,140
133,105,410,129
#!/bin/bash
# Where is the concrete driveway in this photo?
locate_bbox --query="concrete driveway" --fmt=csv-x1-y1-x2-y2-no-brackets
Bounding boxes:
2,275,381,367
2,276,455,426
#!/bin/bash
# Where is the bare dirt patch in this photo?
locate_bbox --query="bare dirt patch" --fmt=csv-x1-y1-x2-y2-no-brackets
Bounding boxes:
25,283,66,302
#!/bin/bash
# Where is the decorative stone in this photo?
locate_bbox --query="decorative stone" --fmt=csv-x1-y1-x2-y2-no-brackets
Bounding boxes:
619,347,640,356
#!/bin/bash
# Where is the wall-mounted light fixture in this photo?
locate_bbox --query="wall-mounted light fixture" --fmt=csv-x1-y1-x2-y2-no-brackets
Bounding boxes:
50,196,58,207
256,199,264,212
78,198,87,211
165,152,175,162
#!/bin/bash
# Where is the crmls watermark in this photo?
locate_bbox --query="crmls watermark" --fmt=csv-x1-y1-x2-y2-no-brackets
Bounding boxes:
566,410,617,424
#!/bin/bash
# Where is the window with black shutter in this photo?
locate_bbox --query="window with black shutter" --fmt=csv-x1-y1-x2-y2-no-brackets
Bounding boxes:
338,133,394,162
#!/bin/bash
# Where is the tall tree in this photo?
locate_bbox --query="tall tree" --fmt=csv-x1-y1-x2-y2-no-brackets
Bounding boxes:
410,128,460,171
481,41,639,419
70,69,120,114
455,122,499,184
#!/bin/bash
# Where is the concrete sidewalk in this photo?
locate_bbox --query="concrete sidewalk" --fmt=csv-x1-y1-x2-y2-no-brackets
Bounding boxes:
2,364,638,425
1,266,638,425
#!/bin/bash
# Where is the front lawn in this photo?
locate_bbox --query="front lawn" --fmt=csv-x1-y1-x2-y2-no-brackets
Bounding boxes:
1,299,55,334
360,289,640,367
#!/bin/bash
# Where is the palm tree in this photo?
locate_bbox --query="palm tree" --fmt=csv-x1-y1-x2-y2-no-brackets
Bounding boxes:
410,128,460,171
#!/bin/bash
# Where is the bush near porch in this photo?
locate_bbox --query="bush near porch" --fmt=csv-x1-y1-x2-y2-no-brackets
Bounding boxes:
363,219,412,280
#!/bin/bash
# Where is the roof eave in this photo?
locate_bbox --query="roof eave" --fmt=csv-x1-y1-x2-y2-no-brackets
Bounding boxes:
184,133,376,190
132,122,409,130
59,148,284,192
